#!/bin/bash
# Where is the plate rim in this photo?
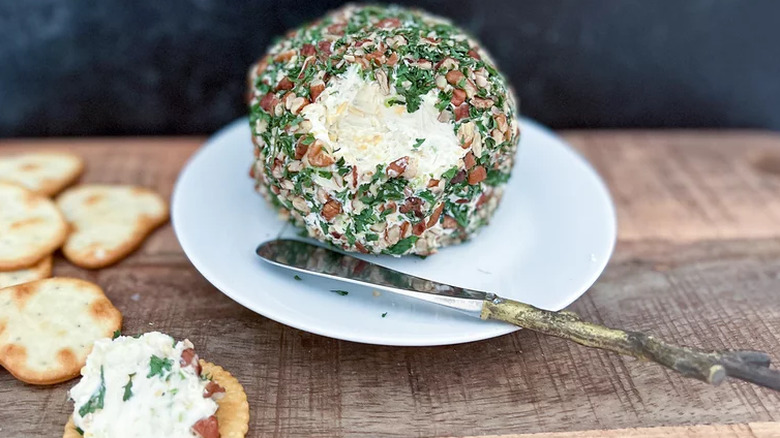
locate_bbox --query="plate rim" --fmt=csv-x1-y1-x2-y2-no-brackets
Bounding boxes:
171,117,616,346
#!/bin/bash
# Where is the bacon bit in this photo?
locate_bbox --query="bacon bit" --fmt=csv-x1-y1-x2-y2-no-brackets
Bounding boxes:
470,97,494,109
317,40,332,54
468,166,487,185
450,170,467,185
192,416,219,438
274,50,296,62
321,199,342,221
455,198,469,204
400,221,410,237
301,44,316,56
259,93,277,112
355,242,368,253
180,348,202,376
464,152,476,169
306,140,335,167
327,23,346,35
427,179,440,188
454,104,470,121
451,89,466,106
467,49,481,60
427,203,445,228
310,82,326,101
351,166,358,187
203,381,225,398
442,215,459,229
412,221,426,236
294,138,308,160
446,70,465,85
399,197,424,218
386,52,399,66
377,17,401,28
477,193,490,208
386,156,409,178
276,77,294,91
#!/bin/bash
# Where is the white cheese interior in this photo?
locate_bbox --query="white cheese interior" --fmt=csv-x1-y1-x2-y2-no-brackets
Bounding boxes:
301,64,464,187
69,332,217,438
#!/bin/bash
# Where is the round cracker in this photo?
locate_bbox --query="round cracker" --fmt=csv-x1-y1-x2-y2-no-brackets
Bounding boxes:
0,151,84,197
0,182,68,270
56,185,169,269
0,255,52,289
62,360,249,438
0,277,122,385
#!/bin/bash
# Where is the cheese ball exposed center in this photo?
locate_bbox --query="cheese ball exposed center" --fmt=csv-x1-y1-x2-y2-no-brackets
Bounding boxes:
302,65,464,188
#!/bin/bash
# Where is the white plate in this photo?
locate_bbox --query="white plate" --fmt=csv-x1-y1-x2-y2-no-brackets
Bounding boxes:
172,117,616,346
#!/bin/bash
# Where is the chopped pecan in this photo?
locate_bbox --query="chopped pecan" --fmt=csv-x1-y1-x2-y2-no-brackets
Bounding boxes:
451,89,466,106
427,203,445,228
306,140,335,167
442,215,459,229
351,166,358,187
301,43,316,56
274,50,296,62
355,242,368,253
386,156,409,178
470,97,494,109
327,23,346,35
467,49,481,60
477,193,490,208
427,178,440,188
450,170,466,185
454,104,470,121
412,221,426,236
259,93,277,112
399,197,424,218
468,166,487,185
310,81,326,101
386,52,399,66
445,70,465,85
377,17,401,28
463,151,476,169
495,113,508,132
276,77,294,91
318,40,332,54
321,199,342,221
400,221,411,237
294,138,308,160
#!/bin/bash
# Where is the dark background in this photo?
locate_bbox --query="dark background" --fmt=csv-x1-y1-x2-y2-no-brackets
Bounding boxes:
1,0,779,137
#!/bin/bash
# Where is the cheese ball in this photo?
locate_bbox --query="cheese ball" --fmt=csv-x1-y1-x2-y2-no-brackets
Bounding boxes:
248,4,520,256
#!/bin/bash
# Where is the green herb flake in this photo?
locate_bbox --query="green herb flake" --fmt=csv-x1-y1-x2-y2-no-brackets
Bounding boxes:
382,312,388,318
122,373,135,402
78,366,106,417
330,289,349,296
412,138,425,148
112,330,121,340
384,236,419,255
294,275,302,281
147,355,173,379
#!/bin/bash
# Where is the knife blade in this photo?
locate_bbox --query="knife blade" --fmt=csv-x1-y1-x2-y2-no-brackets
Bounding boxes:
256,238,780,391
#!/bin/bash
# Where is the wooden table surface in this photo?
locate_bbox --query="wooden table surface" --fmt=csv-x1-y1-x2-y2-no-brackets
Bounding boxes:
1,131,779,437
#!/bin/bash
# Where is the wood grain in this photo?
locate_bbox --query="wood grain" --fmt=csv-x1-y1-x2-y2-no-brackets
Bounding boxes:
1,132,779,437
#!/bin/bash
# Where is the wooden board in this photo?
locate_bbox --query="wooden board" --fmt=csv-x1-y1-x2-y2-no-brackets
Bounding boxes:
1,132,779,437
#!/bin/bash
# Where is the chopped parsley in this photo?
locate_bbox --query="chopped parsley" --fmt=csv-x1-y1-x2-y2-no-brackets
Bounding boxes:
112,330,121,340
330,289,349,296
122,373,135,401
384,236,419,255
412,138,425,148
382,312,388,318
147,355,173,378
294,275,302,281
78,366,106,417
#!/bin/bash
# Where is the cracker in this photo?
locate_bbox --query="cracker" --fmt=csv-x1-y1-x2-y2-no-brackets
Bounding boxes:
0,277,122,385
56,185,169,269
0,151,84,197
0,182,68,270
0,255,52,289
62,360,250,438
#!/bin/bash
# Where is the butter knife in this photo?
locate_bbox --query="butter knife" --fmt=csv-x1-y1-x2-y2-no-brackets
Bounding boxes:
256,239,780,390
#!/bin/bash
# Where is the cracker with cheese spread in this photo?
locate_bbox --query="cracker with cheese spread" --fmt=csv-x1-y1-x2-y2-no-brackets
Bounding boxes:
63,332,249,438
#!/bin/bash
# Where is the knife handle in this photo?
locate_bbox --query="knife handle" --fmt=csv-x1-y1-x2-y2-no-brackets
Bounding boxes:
481,297,780,390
